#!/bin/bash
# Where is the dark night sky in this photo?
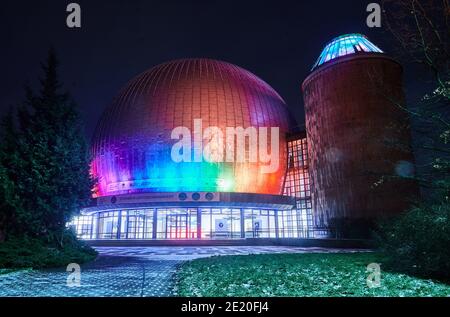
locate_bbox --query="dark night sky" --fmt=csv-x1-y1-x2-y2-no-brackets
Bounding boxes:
1,0,393,138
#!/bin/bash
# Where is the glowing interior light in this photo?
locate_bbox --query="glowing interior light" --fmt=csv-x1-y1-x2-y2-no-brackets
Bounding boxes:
312,33,383,70
217,177,234,191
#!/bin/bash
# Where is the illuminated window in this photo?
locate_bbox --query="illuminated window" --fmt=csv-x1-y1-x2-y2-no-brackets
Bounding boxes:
283,134,314,237
68,215,94,239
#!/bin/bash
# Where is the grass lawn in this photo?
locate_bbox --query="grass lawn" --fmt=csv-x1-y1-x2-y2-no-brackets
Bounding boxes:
175,252,450,297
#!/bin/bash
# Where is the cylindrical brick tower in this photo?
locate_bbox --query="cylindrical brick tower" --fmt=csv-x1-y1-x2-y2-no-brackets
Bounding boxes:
302,34,418,228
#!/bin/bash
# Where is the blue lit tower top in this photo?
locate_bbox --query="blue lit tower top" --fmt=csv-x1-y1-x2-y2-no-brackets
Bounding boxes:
312,33,383,70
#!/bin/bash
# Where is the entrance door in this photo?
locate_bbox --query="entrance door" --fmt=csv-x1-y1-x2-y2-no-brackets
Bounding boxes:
165,213,188,239
127,215,145,239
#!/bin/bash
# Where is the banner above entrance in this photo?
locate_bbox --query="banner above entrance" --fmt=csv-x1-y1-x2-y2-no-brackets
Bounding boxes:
96,192,221,207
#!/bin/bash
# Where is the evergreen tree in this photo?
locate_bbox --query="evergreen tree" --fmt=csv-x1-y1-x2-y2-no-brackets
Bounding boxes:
0,162,15,242
10,49,94,245
0,109,23,241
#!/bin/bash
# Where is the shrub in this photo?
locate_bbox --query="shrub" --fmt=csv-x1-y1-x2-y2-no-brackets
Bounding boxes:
0,230,97,269
376,201,450,281
328,217,376,239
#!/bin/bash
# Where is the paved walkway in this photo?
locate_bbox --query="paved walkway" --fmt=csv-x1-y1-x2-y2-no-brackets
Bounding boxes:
0,246,366,297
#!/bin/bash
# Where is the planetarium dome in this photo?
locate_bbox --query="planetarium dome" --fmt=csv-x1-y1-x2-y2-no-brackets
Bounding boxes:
92,58,292,197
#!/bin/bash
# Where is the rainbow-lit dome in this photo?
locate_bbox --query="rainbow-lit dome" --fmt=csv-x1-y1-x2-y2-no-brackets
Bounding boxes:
92,59,292,197
312,33,383,70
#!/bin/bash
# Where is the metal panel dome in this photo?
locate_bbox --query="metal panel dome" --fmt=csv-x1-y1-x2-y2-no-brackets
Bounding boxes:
92,59,292,197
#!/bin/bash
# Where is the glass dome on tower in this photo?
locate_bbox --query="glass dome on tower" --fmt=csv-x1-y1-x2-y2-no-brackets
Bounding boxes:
312,33,383,70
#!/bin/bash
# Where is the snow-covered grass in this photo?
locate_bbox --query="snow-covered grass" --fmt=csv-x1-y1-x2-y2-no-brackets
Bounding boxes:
175,253,450,297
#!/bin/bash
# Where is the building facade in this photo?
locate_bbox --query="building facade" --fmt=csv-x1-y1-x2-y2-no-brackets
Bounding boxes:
302,34,418,228
70,58,311,240
70,34,416,241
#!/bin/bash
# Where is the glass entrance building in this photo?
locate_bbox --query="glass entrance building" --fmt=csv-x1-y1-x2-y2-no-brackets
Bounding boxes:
69,58,312,241
70,205,309,241
70,34,416,241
